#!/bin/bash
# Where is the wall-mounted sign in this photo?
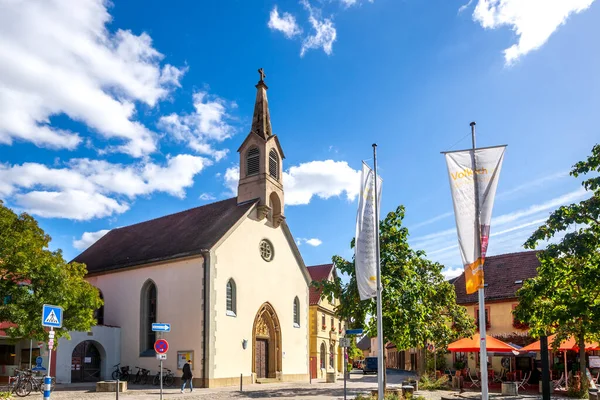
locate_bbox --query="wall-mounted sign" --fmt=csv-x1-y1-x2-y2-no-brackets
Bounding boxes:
177,351,194,370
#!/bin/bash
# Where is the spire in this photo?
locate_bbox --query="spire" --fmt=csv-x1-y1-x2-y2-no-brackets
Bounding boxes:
250,68,272,140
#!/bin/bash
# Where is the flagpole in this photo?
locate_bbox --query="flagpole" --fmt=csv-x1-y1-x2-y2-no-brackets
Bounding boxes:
372,143,384,400
471,122,488,400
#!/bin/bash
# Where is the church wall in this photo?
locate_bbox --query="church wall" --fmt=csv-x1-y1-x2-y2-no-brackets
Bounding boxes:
86,257,204,380
210,211,309,383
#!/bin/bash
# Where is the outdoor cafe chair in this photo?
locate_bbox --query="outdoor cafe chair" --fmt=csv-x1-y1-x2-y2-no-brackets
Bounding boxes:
552,372,565,390
593,371,599,385
517,371,531,391
468,369,481,388
493,368,505,383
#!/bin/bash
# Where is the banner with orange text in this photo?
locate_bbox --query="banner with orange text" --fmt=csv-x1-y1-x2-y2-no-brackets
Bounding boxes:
444,146,506,294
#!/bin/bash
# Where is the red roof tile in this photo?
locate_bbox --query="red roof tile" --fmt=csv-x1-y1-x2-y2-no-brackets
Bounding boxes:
453,251,539,304
307,264,334,305
0,322,16,337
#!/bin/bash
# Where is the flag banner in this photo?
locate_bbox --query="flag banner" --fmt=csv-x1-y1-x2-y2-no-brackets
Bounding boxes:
444,145,506,294
355,162,383,300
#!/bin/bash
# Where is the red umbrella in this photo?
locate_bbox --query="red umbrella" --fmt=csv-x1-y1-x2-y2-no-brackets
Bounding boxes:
448,333,518,353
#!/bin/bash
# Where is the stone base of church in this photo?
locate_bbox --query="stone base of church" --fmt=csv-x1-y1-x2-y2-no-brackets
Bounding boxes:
203,373,309,388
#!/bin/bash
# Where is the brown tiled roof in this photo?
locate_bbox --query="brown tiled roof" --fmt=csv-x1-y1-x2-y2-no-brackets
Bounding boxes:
73,198,256,274
453,251,539,304
307,264,334,305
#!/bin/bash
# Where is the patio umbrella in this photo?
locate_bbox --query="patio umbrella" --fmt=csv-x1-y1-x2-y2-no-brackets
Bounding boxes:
448,333,519,353
521,334,600,390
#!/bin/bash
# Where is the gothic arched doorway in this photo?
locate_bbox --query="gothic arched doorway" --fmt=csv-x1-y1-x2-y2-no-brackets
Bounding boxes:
71,341,103,382
252,302,282,379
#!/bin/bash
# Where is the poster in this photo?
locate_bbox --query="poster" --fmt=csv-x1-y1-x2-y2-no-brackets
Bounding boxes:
590,356,600,368
177,351,194,370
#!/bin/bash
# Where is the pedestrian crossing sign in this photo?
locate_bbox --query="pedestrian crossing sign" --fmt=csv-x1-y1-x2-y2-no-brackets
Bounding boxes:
42,304,63,328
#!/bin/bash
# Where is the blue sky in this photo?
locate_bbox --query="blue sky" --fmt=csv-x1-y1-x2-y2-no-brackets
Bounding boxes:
0,0,598,277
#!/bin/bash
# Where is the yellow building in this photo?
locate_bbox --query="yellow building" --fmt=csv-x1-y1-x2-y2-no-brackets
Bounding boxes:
448,251,539,375
307,264,344,379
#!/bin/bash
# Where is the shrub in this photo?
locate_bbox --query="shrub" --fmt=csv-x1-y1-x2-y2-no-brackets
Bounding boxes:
566,376,589,399
419,372,449,390
0,392,12,400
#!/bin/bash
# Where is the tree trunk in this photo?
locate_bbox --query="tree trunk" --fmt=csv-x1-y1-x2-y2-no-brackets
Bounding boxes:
383,352,387,390
578,333,586,382
419,347,427,375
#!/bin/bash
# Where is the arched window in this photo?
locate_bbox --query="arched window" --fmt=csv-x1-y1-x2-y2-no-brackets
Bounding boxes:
140,280,157,355
94,290,104,326
226,279,237,316
293,297,300,327
321,314,326,330
269,149,279,179
246,148,260,176
329,343,335,368
320,343,326,369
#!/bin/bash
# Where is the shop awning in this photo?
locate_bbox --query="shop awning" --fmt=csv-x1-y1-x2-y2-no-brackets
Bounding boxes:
448,334,519,353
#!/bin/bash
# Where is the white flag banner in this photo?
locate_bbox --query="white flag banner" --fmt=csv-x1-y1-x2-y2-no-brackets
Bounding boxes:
444,145,506,295
355,162,383,301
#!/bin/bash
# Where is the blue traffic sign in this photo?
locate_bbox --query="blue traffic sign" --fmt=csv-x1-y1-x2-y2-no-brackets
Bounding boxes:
152,323,171,332
42,304,63,328
345,329,364,335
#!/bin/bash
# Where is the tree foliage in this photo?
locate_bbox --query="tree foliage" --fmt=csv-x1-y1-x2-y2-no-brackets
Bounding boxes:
515,144,600,376
315,205,475,356
0,201,102,342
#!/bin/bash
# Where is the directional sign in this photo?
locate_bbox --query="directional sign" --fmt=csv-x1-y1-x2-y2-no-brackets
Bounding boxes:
345,329,363,335
42,304,63,328
154,339,169,354
152,323,171,332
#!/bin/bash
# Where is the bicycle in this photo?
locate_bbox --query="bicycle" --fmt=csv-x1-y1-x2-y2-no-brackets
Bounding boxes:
152,366,174,387
7,370,30,397
132,366,151,385
111,363,131,381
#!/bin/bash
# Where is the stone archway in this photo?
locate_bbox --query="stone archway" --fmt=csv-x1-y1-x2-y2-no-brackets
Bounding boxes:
252,302,282,380
71,340,106,382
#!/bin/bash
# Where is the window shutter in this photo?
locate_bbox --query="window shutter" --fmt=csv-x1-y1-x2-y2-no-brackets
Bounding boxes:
247,148,260,176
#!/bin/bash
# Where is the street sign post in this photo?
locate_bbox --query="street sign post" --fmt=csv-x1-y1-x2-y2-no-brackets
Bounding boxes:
154,339,169,354
345,329,363,335
154,339,169,400
152,323,171,332
42,305,63,400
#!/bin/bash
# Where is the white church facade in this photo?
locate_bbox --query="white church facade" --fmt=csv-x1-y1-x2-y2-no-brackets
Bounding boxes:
73,70,311,387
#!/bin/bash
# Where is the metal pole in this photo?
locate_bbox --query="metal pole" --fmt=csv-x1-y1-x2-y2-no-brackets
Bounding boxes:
470,122,489,400
116,378,119,400
29,339,33,369
540,335,551,400
44,328,53,400
372,143,384,400
240,373,243,392
159,359,163,400
344,345,347,400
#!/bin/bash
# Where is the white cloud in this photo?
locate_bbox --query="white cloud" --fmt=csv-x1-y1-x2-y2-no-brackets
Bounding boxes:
442,266,463,280
73,229,111,251
199,193,216,201
496,170,569,200
268,7,302,38
340,0,374,7
411,212,454,230
472,0,596,64
300,0,337,56
297,238,323,246
0,0,185,157
0,155,210,220
220,160,360,204
158,91,236,161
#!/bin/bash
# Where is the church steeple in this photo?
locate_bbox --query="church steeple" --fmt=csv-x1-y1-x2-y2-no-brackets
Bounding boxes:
250,68,273,140
237,69,286,228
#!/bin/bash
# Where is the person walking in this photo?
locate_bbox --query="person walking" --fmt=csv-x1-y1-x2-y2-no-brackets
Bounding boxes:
181,359,193,393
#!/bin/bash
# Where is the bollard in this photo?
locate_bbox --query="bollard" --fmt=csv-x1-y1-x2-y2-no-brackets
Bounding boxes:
240,373,243,392
116,379,119,400
43,376,52,400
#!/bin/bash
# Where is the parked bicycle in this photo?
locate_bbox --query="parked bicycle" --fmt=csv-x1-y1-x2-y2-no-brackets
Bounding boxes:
8,369,55,397
111,363,131,381
152,366,174,387
131,366,151,385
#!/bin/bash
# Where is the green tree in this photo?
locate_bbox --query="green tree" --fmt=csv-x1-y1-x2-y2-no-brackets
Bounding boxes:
316,205,475,375
0,201,102,343
515,144,600,379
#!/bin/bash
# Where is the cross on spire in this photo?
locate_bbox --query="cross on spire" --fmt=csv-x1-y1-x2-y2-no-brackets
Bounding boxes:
258,68,266,82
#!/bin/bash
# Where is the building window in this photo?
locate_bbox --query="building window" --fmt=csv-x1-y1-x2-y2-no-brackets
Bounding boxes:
140,280,157,355
320,343,326,369
293,297,300,327
321,314,326,330
338,321,342,334
0,345,16,365
269,149,279,179
331,317,334,331
329,344,335,368
94,290,104,326
259,239,274,261
246,147,260,176
226,279,237,317
475,307,491,330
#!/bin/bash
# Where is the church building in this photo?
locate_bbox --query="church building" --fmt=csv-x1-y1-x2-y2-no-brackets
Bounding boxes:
73,70,311,387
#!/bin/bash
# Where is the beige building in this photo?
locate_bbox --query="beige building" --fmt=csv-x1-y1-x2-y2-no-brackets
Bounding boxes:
307,264,344,378
74,71,311,387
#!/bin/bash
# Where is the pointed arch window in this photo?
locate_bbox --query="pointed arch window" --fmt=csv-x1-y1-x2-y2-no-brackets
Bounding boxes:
247,148,260,176
269,149,279,179
140,280,157,355
226,279,237,317
94,290,104,326
293,297,300,327
320,342,326,369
